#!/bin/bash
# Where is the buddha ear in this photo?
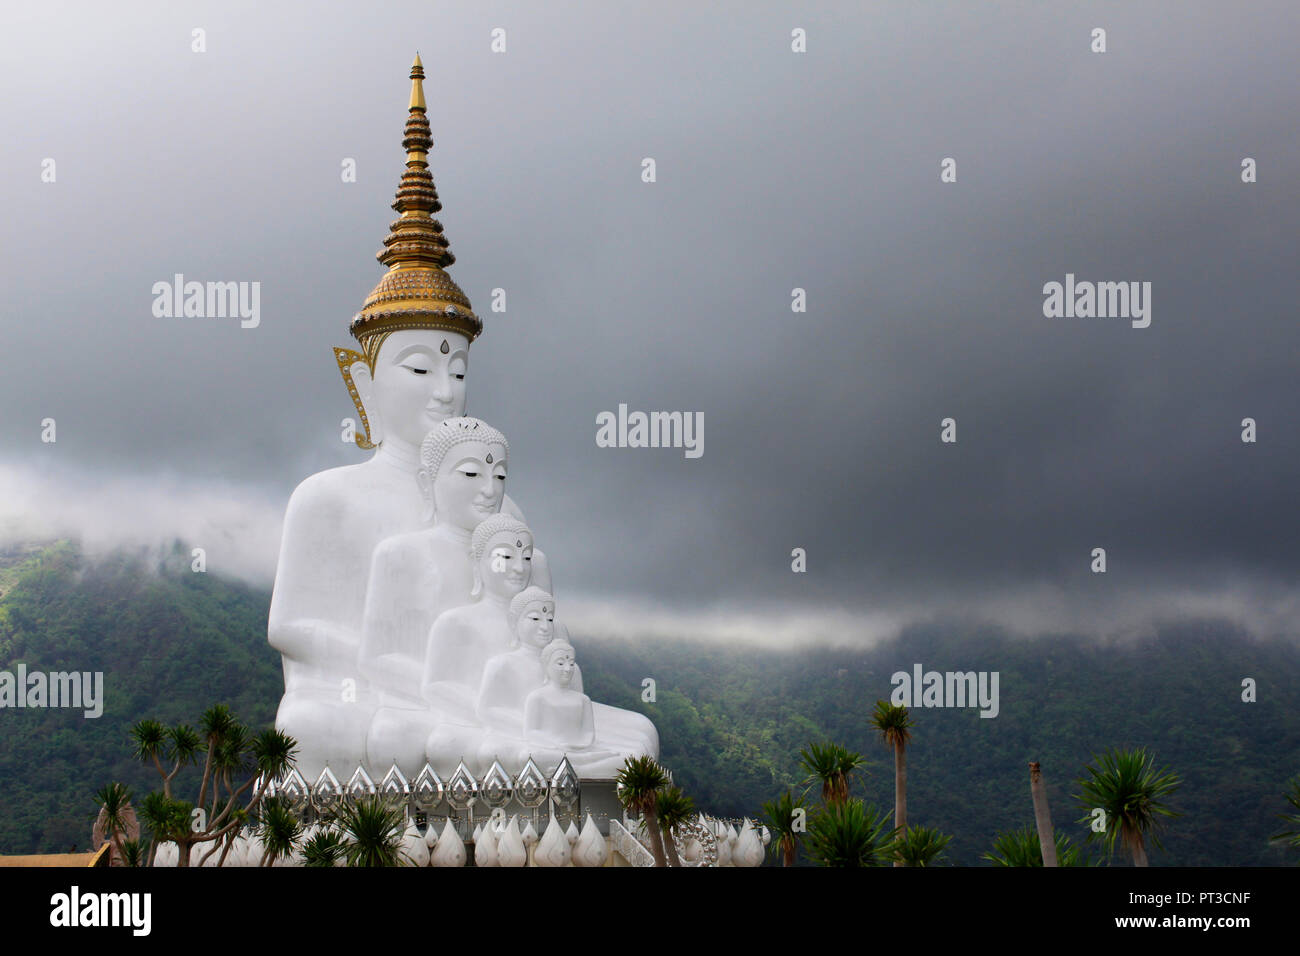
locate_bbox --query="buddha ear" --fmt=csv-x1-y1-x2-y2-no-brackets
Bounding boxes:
334,348,380,449
351,360,383,445
417,467,436,523
470,561,483,598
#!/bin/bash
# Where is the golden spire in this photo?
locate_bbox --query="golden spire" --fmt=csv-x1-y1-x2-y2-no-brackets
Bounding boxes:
348,53,481,360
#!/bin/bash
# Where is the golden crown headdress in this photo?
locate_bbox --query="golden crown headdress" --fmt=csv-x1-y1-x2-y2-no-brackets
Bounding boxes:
336,54,483,448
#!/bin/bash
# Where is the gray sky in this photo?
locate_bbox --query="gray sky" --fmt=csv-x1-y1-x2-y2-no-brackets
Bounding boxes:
2,1,1298,645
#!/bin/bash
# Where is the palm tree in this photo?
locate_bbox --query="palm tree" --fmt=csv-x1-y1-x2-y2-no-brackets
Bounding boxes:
138,791,189,867
655,787,696,867
335,796,409,867
258,797,303,867
760,790,808,866
1269,775,1300,852
805,799,894,867
889,824,952,866
984,826,1091,867
119,839,145,867
871,700,914,866
615,755,671,867
92,782,134,866
196,704,239,813
302,829,346,867
1075,747,1181,866
798,742,863,805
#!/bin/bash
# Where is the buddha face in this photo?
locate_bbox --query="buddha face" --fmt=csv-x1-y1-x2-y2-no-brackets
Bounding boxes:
362,329,470,447
477,531,533,600
516,603,555,650
546,647,577,687
427,440,507,531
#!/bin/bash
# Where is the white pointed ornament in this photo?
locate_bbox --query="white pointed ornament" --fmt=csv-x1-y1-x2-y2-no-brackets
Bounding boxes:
424,822,438,849
497,815,528,867
432,818,467,868
403,818,429,867
566,819,581,845
521,819,539,848
734,819,764,867
475,822,499,867
572,813,609,868
715,823,733,866
534,814,572,867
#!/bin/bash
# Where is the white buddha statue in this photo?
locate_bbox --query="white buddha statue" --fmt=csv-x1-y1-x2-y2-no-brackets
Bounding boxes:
361,418,536,771
268,57,558,779
521,640,628,779
422,514,534,773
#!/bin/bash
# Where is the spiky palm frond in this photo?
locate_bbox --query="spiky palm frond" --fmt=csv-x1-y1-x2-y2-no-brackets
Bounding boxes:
655,787,696,829
889,824,952,867
983,826,1092,867
798,742,863,804
805,799,894,867
335,796,409,867
871,700,913,748
167,724,202,765
1270,776,1300,850
94,782,133,830
302,829,346,867
615,756,669,814
130,720,168,762
760,790,808,866
251,728,298,784
138,792,191,843
258,796,303,866
1074,747,1180,865
119,839,145,867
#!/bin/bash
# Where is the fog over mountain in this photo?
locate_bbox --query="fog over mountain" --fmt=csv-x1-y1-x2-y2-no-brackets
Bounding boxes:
2,2,1298,646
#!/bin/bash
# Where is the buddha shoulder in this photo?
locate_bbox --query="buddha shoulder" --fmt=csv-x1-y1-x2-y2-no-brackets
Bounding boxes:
284,463,392,525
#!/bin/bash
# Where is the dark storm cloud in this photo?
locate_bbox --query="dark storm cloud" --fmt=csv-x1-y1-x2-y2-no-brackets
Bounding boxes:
2,1,1297,642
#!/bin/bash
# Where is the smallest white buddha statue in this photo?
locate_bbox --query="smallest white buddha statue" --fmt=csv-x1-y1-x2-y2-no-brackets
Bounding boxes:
521,639,627,778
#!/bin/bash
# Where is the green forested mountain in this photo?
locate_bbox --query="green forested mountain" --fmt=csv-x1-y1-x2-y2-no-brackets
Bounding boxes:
1,540,1297,865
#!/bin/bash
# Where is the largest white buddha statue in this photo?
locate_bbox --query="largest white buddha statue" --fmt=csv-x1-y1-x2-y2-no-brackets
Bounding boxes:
268,55,655,783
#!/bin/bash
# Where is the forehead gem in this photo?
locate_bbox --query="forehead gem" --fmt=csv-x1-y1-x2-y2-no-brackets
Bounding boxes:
515,539,522,547
440,339,450,354
485,453,493,464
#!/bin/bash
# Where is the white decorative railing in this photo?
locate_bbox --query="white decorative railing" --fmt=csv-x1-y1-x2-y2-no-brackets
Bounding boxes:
607,819,655,867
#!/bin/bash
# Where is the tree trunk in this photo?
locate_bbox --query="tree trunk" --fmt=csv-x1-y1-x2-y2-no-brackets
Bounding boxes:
661,824,682,867
782,836,795,867
1129,829,1149,867
642,805,668,867
1029,761,1058,867
893,742,907,867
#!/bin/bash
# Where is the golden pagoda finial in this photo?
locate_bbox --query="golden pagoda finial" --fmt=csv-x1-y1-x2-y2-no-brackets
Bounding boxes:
346,54,482,368
409,53,426,111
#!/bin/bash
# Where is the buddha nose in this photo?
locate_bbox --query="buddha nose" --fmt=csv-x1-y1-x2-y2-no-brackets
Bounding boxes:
430,368,453,402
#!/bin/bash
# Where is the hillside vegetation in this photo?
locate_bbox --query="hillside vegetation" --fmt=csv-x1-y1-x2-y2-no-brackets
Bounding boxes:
1,541,1297,865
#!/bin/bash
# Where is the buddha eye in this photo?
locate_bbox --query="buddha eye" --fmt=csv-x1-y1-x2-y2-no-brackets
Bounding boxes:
406,365,429,375
454,373,465,381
